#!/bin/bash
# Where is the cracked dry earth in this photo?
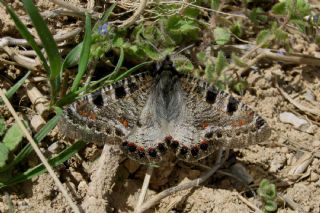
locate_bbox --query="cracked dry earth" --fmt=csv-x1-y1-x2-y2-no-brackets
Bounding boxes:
1,1,320,213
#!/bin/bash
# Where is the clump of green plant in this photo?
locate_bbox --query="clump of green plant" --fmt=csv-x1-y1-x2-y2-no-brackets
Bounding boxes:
257,179,278,213
0,118,24,172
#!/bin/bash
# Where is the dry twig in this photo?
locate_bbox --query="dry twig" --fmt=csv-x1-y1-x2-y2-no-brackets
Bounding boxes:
237,194,263,213
276,82,320,118
136,147,226,213
119,0,148,28
0,27,82,48
81,144,122,213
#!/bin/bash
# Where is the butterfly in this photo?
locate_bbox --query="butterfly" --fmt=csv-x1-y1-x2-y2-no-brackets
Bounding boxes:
59,56,271,165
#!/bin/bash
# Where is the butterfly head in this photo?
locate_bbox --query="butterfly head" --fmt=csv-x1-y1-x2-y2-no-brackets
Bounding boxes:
155,56,180,77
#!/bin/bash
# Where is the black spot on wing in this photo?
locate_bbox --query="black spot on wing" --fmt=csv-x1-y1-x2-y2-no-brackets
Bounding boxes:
148,148,157,157
128,82,138,93
115,86,126,99
195,85,204,94
191,146,199,157
92,90,104,107
180,146,188,155
227,96,239,114
255,116,265,129
206,87,218,104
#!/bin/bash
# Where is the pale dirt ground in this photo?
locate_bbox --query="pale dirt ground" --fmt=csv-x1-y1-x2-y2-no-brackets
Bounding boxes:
0,1,319,213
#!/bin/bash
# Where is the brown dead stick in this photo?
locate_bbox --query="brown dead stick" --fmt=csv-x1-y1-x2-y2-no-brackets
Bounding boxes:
136,147,226,213
81,144,122,212
2,46,38,70
119,0,148,28
0,27,82,47
276,83,320,118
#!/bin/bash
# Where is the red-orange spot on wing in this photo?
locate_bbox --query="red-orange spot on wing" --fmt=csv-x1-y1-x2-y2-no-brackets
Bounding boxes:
137,146,145,151
76,102,97,120
118,117,129,128
232,119,249,127
78,111,97,120
201,122,209,129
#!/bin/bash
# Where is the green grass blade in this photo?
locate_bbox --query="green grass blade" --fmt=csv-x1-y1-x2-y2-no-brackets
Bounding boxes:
0,140,87,189
90,48,125,87
5,71,31,100
55,91,80,107
22,0,62,80
108,48,124,80
71,14,92,92
93,3,116,31
0,1,50,72
114,61,152,82
0,109,63,172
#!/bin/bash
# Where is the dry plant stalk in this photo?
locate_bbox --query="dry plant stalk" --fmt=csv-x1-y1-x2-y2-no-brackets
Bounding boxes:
81,144,122,212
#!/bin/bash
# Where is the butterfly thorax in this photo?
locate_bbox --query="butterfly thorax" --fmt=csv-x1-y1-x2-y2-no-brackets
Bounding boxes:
153,70,183,122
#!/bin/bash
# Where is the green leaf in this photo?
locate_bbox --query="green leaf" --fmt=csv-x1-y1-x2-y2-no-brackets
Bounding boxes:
256,29,272,45
71,13,92,92
0,117,6,136
213,27,230,45
211,0,220,10
0,140,87,189
141,43,161,60
295,0,310,17
62,42,83,70
233,79,248,95
231,53,248,68
272,2,287,15
113,37,125,47
274,29,288,42
55,91,79,107
165,15,200,44
0,110,63,172
3,123,24,152
172,56,194,73
183,7,200,18
290,18,309,32
22,0,62,80
258,179,277,200
205,60,215,82
249,7,268,23
230,22,243,38
5,71,30,101
196,52,206,64
264,200,278,212
0,144,9,168
215,51,227,77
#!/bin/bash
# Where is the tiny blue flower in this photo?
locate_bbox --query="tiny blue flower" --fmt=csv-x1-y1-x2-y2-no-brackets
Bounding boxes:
98,23,108,36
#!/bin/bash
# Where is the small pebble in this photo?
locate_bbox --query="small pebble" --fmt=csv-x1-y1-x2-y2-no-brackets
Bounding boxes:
279,112,315,134
309,172,319,182
47,141,61,153
304,89,316,102
312,140,320,148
